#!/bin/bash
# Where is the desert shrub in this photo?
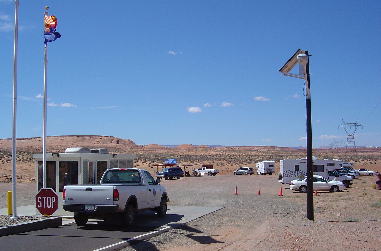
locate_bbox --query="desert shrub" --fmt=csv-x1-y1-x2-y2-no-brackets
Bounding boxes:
370,200,381,208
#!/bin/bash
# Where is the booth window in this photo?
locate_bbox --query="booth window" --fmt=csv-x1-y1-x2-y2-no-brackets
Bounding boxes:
38,161,56,191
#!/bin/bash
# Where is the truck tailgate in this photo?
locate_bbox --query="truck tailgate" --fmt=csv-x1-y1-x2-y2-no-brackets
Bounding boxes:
65,185,115,205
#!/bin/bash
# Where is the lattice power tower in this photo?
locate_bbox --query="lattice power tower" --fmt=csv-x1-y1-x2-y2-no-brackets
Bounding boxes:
340,119,363,150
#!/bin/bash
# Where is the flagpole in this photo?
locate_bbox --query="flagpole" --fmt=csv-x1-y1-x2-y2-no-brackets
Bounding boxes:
42,6,49,189
11,0,19,218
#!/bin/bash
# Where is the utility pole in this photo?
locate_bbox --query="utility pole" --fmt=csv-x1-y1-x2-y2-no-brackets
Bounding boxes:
280,49,314,221
304,51,314,221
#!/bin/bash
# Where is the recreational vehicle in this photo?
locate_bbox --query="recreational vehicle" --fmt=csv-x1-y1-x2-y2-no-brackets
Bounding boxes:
256,161,275,175
279,158,353,186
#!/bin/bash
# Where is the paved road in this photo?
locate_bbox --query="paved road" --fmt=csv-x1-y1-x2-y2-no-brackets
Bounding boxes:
0,206,221,251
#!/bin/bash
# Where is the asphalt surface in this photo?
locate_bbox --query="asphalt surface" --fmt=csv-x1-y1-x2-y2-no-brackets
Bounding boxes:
0,205,221,251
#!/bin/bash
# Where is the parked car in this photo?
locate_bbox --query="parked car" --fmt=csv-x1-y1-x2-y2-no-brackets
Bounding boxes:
327,170,353,188
157,167,184,180
290,175,345,193
337,168,359,179
357,168,375,176
233,167,254,175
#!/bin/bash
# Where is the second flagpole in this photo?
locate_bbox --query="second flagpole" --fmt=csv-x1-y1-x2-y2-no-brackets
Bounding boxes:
42,42,47,189
42,6,49,189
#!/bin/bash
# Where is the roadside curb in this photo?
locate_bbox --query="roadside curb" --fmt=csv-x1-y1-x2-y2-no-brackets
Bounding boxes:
0,217,62,237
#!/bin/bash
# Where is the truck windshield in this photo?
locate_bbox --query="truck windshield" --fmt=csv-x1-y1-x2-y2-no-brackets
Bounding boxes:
102,169,141,184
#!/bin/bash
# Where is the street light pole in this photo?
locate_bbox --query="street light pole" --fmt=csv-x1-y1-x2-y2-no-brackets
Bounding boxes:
279,49,314,221
304,51,314,221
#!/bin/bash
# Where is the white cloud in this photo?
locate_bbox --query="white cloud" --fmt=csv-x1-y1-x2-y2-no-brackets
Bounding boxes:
319,134,341,140
168,50,182,56
292,93,300,99
203,103,212,108
48,102,77,108
0,22,12,32
19,96,34,101
48,102,58,107
35,93,43,99
168,50,177,56
61,103,77,108
299,136,307,141
187,106,202,113
0,14,10,21
254,96,270,102
221,102,233,107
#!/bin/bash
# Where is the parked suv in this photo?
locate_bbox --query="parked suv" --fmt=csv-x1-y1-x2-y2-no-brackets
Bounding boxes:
233,167,254,175
158,167,184,180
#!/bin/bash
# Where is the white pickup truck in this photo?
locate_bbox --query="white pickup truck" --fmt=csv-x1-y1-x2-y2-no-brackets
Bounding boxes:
63,168,168,226
192,165,219,176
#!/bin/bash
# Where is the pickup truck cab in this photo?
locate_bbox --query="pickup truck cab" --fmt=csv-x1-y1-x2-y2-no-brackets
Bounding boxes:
63,168,168,226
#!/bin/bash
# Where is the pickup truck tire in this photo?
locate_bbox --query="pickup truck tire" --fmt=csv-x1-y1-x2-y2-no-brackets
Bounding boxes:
123,203,136,226
156,198,167,217
330,185,339,192
299,185,307,193
343,181,350,188
74,212,88,226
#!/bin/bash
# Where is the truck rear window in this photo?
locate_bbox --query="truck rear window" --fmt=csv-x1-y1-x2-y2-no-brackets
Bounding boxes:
102,169,141,184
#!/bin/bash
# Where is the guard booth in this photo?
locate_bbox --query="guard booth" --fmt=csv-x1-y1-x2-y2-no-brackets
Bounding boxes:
33,147,134,192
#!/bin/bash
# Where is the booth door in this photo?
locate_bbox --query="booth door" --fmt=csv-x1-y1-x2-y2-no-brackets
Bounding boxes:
59,161,79,192
38,161,56,191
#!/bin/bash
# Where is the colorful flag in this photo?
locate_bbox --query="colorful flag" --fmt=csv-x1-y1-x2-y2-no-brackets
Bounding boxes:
44,13,61,44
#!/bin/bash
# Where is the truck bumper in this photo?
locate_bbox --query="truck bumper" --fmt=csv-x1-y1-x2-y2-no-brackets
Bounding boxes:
63,204,119,214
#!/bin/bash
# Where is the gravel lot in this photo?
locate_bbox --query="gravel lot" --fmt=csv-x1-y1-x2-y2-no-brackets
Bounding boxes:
0,174,380,250
122,174,381,251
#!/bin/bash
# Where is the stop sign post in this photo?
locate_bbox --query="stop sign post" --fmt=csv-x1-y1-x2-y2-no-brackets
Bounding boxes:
36,188,58,216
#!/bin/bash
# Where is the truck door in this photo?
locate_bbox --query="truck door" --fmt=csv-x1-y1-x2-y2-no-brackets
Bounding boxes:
142,171,160,207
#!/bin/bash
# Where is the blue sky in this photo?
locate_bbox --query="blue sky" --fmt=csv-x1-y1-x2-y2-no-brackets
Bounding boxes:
0,0,380,147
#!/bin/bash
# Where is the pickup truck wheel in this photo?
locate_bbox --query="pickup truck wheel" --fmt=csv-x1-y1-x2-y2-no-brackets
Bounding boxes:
156,198,167,217
343,181,350,188
330,185,339,192
74,213,88,226
123,204,136,226
299,185,307,193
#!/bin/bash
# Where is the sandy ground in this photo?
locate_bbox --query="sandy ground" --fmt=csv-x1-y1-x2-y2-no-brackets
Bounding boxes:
0,173,380,250
123,174,381,251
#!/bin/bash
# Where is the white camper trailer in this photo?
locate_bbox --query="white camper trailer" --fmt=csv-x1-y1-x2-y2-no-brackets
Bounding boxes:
256,161,275,175
279,158,344,184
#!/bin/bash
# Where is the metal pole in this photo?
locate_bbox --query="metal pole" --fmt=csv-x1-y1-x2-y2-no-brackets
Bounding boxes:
43,43,48,188
305,51,314,221
11,0,19,218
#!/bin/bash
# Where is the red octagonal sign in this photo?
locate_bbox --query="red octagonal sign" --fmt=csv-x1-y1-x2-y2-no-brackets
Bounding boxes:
36,188,58,216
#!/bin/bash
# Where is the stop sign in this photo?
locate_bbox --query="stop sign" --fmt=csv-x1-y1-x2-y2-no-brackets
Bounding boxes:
36,188,59,216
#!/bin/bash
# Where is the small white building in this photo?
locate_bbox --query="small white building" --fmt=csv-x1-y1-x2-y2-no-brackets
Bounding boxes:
256,161,275,175
33,147,134,192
